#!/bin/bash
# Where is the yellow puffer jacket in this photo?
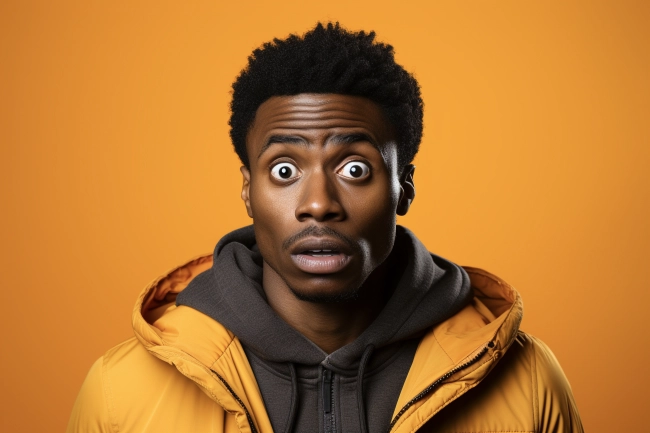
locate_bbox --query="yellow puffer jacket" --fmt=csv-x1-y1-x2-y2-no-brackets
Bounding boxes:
67,255,583,433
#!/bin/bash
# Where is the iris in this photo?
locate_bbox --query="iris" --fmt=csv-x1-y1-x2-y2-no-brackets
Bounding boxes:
280,166,292,179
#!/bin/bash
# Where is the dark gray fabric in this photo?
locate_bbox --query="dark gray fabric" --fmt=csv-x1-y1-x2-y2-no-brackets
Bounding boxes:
177,225,472,433
243,339,420,433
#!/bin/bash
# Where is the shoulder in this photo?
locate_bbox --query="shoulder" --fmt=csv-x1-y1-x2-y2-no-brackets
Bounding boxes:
66,338,178,432
507,332,585,432
509,332,578,397
101,336,178,383
66,353,112,432
67,338,228,433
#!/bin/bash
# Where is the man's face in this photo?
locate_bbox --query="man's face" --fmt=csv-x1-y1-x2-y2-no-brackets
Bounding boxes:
240,93,414,302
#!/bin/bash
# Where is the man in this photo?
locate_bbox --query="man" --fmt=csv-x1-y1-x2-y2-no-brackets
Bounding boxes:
67,23,583,433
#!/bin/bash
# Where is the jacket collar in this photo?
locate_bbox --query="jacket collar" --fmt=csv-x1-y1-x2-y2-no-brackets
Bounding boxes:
132,254,273,433
390,266,523,432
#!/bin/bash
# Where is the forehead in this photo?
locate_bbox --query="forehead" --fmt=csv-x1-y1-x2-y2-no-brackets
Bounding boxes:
246,94,395,156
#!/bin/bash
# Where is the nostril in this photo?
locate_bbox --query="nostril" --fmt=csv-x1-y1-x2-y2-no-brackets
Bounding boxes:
295,207,343,222
323,211,342,221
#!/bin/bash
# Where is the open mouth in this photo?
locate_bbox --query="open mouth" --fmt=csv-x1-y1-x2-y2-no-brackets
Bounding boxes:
301,249,339,256
288,237,354,274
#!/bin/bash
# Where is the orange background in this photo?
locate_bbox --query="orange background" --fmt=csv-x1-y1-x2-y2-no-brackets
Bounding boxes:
1,1,648,431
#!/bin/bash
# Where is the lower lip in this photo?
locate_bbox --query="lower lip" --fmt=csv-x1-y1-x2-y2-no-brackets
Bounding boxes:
291,253,352,274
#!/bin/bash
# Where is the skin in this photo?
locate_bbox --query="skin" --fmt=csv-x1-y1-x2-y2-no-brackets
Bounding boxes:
240,93,415,353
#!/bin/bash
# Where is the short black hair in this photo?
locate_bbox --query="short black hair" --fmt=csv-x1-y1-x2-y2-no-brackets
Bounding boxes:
229,22,423,169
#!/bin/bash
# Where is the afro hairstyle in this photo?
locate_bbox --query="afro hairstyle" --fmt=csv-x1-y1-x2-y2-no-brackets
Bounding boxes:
229,22,423,169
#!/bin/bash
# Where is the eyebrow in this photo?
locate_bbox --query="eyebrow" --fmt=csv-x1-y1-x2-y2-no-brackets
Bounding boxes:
329,133,377,146
257,135,307,159
257,133,378,160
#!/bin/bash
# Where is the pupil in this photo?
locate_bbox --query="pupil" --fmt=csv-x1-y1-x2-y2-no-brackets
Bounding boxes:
280,166,292,178
350,165,361,177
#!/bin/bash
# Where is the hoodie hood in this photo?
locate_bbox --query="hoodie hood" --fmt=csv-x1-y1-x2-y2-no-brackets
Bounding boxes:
176,225,472,371
124,227,526,433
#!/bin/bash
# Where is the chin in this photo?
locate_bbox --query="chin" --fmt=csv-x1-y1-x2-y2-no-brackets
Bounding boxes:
288,281,362,304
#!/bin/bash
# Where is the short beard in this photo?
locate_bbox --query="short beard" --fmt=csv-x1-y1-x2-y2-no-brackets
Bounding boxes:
288,283,362,303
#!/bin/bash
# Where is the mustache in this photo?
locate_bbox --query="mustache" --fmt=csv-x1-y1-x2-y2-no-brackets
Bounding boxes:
282,225,359,253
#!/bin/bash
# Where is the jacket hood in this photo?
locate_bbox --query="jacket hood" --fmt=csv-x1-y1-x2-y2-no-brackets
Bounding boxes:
175,225,473,371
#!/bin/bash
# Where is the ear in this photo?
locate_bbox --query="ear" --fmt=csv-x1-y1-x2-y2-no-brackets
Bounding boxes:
396,164,415,216
240,166,253,218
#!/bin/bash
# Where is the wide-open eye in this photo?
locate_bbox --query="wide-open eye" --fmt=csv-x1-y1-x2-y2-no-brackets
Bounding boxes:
271,162,300,181
338,161,370,179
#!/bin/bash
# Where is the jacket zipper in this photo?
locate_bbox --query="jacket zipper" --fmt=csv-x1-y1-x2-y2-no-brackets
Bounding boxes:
211,369,259,433
322,368,336,433
387,344,491,432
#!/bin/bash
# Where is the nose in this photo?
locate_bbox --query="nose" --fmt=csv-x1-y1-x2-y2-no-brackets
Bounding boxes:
295,170,345,222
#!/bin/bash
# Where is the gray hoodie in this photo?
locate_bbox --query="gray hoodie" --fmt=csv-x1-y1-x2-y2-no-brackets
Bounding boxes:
177,225,471,433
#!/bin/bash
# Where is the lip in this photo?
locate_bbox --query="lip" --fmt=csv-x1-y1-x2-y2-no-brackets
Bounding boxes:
289,237,353,274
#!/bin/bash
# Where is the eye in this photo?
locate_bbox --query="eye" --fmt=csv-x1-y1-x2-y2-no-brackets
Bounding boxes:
270,162,300,181
338,161,370,179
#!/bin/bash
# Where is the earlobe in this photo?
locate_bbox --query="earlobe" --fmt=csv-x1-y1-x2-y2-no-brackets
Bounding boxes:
396,165,416,216
240,166,253,218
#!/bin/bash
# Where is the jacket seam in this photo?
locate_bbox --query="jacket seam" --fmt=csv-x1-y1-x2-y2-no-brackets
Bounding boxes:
101,355,120,433
432,332,455,365
212,334,239,367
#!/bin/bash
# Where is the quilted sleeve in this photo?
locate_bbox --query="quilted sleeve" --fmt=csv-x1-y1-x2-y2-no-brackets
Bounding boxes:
66,356,114,433
530,336,584,433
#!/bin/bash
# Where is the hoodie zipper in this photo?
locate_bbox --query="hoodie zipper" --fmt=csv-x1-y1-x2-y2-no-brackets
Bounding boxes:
211,369,259,433
387,344,491,432
322,368,336,433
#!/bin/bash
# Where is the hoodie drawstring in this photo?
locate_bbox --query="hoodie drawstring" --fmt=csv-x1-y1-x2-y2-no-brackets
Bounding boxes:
357,344,375,433
284,363,299,433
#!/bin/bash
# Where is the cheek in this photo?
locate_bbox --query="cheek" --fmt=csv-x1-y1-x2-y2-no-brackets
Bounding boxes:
344,179,400,259
249,179,297,252
249,177,292,219
348,176,400,224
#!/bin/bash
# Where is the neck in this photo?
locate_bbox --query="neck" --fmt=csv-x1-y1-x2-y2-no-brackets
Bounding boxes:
262,262,391,354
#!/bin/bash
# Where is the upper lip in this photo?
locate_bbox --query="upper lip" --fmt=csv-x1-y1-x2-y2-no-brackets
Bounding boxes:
289,237,353,256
